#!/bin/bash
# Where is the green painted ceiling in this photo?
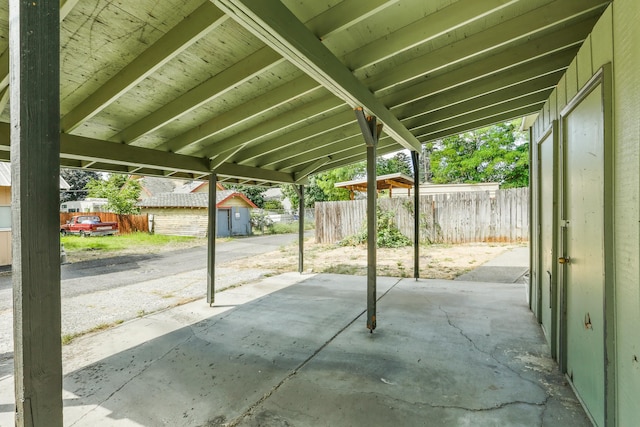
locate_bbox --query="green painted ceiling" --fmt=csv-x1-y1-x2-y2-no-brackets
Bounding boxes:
0,0,610,185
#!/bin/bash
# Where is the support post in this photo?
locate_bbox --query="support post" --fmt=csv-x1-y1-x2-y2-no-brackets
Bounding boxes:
411,150,420,280
207,173,217,305
355,109,381,332
10,1,62,425
295,185,305,273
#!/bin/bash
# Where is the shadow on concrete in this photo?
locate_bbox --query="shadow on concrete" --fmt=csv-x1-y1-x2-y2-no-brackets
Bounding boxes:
53,274,589,427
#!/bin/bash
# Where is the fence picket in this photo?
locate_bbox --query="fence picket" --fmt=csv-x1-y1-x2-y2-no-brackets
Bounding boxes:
315,188,529,244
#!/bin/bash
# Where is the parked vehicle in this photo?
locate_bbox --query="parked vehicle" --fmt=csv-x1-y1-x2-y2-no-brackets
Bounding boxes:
60,215,119,237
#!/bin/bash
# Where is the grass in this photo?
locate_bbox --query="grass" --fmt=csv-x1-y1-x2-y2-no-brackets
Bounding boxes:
61,321,122,345
61,232,201,252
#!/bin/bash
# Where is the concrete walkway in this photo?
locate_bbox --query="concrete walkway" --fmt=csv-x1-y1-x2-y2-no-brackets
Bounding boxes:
0,267,589,426
455,246,530,284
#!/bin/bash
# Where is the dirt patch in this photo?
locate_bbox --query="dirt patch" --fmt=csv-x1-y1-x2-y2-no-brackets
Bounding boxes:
223,239,525,279
64,235,524,280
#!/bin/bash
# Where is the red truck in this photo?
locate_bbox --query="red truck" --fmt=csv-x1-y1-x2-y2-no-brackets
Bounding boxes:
60,215,119,237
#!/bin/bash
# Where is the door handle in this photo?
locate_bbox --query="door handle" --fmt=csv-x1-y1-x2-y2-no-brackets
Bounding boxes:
558,256,570,264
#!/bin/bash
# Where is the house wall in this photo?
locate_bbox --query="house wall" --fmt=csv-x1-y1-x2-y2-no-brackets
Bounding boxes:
142,206,253,238
143,208,209,238
0,187,10,266
219,196,252,208
530,1,640,424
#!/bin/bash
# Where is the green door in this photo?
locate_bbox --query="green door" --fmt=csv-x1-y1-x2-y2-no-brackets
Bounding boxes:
562,87,605,426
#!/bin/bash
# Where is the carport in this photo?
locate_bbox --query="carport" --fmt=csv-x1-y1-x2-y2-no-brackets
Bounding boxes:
3,0,637,425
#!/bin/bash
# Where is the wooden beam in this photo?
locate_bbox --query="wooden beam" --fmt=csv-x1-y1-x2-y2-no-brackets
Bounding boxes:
413,95,549,138
59,0,81,20
366,0,608,95
395,60,571,122
215,0,421,152
215,162,295,184
207,173,217,305
417,105,546,142
305,0,397,40
60,2,227,133
160,75,321,154
114,47,284,144
0,50,8,92
231,107,354,164
0,86,9,116
10,1,63,425
381,21,587,109
202,95,343,160
294,157,330,183
0,1,79,93
346,0,518,71
404,73,562,130
355,109,380,332
411,150,420,280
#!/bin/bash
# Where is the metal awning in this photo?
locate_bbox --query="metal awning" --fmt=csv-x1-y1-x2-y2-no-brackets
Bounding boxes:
0,0,610,185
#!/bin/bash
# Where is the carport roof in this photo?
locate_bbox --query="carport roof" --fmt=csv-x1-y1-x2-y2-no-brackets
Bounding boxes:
0,0,610,185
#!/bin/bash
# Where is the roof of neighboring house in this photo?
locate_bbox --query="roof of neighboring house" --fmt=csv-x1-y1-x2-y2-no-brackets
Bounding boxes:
138,176,180,198
137,190,257,209
0,162,70,189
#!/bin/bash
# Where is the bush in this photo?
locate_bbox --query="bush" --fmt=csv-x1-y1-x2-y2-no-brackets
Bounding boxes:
338,207,411,248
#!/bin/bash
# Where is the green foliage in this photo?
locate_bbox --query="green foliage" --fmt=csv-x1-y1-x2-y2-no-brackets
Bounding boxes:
60,168,101,203
250,210,273,233
85,174,142,214
263,199,283,210
229,185,266,208
315,163,365,201
281,176,328,209
376,152,413,176
429,120,529,188
339,207,411,248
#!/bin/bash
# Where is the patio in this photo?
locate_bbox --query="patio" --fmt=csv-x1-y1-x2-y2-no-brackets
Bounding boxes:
0,267,589,426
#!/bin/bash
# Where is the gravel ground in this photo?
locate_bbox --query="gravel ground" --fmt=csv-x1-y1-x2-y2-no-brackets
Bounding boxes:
0,266,272,358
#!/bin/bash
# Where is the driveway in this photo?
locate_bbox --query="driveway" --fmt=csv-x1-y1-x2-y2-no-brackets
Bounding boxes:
0,232,309,358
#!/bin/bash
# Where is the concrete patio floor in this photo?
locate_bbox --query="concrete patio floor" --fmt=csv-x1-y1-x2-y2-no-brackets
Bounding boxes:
1,266,590,426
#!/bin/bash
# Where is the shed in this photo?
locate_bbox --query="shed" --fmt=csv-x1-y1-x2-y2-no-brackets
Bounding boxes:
138,190,257,238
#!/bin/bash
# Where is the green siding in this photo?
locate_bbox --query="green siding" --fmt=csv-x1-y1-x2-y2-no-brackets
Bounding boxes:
613,0,640,424
531,1,640,424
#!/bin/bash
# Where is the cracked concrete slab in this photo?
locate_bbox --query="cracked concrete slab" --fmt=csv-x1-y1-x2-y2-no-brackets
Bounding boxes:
0,272,589,426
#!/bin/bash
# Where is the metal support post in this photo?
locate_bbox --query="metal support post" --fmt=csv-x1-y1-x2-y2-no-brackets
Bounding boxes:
207,173,217,305
295,185,305,273
411,150,420,280
355,108,381,332
10,0,63,425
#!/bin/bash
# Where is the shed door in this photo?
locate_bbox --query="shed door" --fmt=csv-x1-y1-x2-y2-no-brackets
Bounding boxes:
217,209,231,238
562,86,605,426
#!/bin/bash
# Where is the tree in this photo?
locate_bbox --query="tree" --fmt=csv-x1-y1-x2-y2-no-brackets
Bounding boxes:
429,121,529,188
281,176,328,209
228,185,266,208
60,168,100,203
314,163,365,201
376,152,412,176
85,174,142,214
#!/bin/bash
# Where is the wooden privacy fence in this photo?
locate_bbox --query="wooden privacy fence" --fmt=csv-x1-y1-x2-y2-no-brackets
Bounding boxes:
59,212,149,234
315,188,529,244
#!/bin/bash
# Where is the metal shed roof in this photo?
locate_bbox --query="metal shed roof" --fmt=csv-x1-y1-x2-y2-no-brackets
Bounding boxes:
0,0,610,185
